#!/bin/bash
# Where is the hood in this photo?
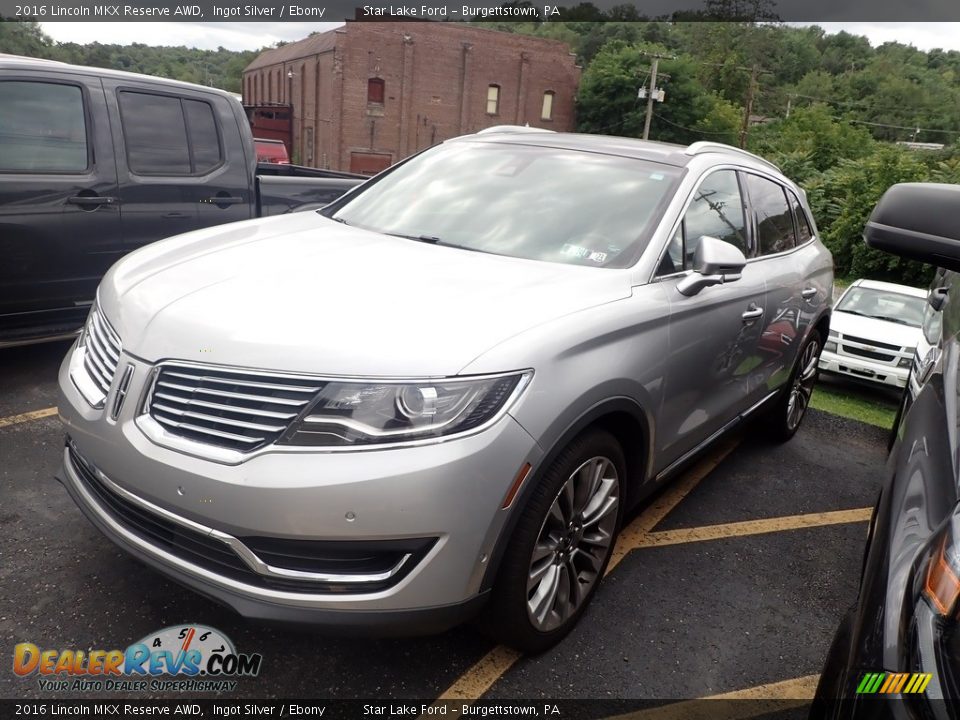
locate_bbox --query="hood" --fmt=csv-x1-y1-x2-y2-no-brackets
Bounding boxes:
830,310,923,350
100,213,630,376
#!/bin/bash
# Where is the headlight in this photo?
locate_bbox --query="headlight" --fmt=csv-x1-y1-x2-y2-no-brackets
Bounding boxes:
279,372,531,447
824,341,837,353
899,357,913,369
922,519,960,616
828,329,839,339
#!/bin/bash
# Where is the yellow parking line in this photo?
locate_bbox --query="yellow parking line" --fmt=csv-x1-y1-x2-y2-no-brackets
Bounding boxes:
425,439,740,718
606,674,820,720
606,435,741,574
0,406,58,428
633,507,872,549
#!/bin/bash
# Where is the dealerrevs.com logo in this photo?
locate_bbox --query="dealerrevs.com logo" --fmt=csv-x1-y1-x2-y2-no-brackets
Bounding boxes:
13,625,262,692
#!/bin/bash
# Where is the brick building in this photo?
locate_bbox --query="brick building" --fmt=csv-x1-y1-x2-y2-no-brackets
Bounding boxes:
242,22,581,174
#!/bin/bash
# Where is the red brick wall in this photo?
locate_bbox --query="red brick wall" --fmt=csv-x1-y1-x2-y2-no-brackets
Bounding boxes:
243,23,580,172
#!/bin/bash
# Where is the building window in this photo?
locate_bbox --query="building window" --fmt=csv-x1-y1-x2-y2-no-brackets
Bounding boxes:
367,77,385,105
541,91,555,121
486,84,500,115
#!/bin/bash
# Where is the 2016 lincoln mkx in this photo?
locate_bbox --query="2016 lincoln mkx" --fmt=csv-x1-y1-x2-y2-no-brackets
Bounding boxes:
57,129,833,652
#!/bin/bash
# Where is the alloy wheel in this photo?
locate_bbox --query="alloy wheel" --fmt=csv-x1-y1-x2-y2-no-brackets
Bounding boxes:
526,456,620,632
786,338,821,431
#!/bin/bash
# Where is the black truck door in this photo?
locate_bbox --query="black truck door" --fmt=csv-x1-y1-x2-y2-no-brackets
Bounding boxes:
0,72,121,338
102,81,253,251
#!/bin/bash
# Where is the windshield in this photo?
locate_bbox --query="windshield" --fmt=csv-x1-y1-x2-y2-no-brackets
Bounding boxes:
835,286,927,327
329,140,682,268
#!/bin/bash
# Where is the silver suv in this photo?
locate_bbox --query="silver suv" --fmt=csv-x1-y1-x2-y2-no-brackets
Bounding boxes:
57,130,833,651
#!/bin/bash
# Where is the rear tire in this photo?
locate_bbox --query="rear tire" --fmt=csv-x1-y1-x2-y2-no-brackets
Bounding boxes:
481,429,625,653
768,329,822,443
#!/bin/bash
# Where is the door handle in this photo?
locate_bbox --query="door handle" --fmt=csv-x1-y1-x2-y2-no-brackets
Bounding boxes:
67,195,115,206
203,195,244,207
801,287,817,299
741,305,764,322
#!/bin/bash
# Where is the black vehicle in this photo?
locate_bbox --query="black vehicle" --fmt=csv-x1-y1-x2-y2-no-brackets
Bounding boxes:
0,55,362,347
813,183,960,718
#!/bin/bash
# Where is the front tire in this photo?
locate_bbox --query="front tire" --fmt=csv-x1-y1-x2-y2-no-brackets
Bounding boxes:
482,429,625,653
768,329,822,442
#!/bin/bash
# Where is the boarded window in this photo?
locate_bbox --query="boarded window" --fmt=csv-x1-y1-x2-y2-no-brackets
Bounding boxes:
541,91,555,121
486,85,500,115
368,78,385,105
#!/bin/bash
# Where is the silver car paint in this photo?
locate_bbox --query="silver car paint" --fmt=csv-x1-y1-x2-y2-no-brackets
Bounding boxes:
57,138,833,623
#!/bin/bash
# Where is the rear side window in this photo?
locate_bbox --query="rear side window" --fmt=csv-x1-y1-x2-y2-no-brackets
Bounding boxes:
789,191,813,244
119,91,222,175
746,174,796,255
0,81,88,173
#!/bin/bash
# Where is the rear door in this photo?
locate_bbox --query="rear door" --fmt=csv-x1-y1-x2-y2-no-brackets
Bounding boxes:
102,81,253,250
743,172,825,391
0,71,121,336
657,168,769,465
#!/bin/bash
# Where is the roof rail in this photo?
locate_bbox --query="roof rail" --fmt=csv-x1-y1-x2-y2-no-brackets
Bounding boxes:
476,125,556,135
684,141,781,173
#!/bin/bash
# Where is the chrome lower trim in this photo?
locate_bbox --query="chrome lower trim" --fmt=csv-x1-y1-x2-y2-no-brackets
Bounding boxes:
65,446,411,588
0,330,80,350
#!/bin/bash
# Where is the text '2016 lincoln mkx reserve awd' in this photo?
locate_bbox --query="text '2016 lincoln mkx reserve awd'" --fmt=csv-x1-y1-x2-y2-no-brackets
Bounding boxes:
57,129,833,652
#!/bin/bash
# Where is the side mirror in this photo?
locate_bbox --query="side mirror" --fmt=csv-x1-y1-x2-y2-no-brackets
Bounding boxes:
864,183,960,273
677,236,747,297
929,286,950,312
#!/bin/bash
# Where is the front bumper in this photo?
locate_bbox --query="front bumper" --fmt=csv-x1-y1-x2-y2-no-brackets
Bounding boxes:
819,349,909,389
57,343,542,629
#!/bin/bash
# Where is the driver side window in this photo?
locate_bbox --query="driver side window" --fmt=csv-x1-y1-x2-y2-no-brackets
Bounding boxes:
658,170,748,276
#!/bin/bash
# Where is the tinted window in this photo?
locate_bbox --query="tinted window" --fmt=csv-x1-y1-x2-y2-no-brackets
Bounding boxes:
0,82,87,173
683,170,748,262
331,142,682,268
183,99,221,173
119,92,221,175
789,191,813,244
747,174,795,255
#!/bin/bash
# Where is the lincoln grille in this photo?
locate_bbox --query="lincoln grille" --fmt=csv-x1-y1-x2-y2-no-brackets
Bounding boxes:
83,306,122,398
146,364,322,452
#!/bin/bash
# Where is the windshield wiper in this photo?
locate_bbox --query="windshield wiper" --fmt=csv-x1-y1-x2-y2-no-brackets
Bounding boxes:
385,232,484,253
836,309,867,317
872,315,914,326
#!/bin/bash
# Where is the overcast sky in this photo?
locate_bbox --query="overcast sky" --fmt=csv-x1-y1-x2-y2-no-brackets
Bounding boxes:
37,22,960,54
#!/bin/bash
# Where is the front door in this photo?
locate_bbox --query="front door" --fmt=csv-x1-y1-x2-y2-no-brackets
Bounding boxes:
656,169,768,466
0,73,121,335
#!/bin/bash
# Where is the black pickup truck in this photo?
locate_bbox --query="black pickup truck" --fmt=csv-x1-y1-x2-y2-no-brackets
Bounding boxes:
0,55,364,347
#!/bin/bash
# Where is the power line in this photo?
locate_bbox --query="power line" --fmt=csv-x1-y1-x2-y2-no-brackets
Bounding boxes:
652,112,737,137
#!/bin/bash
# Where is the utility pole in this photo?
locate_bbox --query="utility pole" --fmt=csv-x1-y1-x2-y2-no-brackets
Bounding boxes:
739,64,759,149
643,57,659,141
640,53,673,141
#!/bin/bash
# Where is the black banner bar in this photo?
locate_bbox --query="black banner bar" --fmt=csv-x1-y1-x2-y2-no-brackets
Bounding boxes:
3,0,960,22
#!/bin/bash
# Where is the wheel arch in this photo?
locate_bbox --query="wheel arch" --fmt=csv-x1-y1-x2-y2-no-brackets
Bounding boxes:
479,397,650,593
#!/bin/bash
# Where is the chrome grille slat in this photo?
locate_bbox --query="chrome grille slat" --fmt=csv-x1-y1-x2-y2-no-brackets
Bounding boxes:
155,381,308,407
83,349,111,393
90,312,120,362
153,392,298,420
152,402,288,433
147,364,324,452
163,370,320,394
153,414,265,445
81,306,122,399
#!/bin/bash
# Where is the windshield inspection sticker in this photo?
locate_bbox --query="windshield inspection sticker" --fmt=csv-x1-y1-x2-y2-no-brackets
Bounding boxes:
561,244,608,263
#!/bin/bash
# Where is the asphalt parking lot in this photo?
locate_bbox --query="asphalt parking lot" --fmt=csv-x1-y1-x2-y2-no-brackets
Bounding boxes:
1,340,888,712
